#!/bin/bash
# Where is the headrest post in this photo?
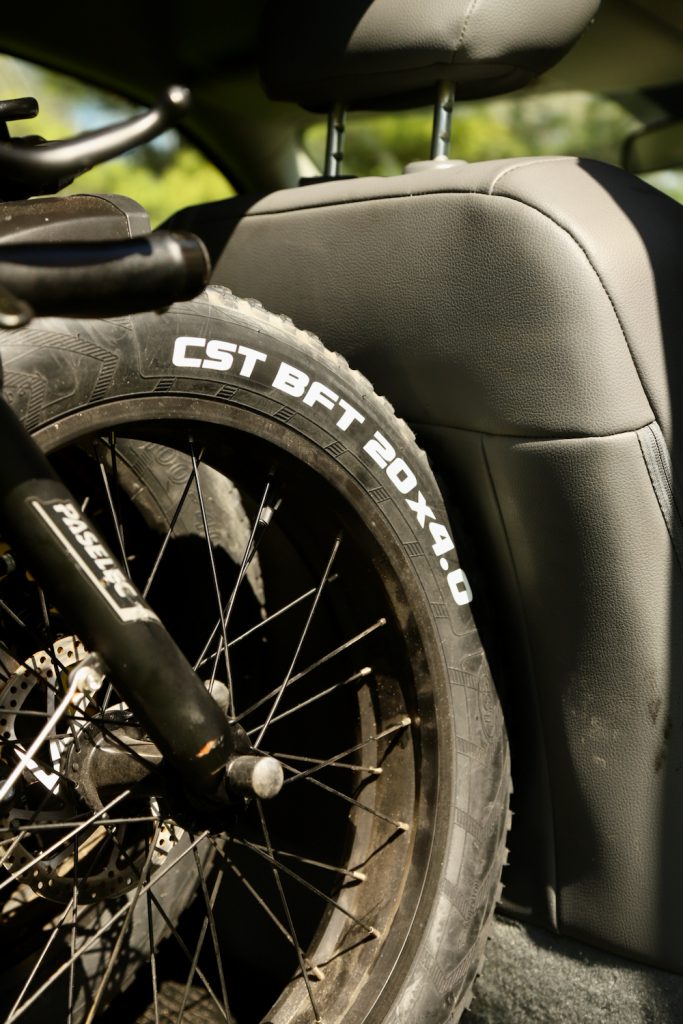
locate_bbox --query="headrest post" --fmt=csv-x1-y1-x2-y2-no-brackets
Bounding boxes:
324,103,347,177
430,81,455,159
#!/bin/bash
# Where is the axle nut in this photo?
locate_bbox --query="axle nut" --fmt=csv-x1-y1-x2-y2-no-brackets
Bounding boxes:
227,754,284,800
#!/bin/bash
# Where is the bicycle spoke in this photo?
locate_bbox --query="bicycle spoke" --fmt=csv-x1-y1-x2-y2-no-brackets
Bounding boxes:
145,883,229,1023
256,802,322,1024
194,472,278,697
242,841,366,882
191,844,233,1023
174,867,224,1024
0,600,68,677
0,776,61,863
6,893,77,1023
189,442,233,708
255,534,341,750
236,617,385,723
101,821,229,1023
95,439,130,579
83,823,163,1023
273,751,382,776
17,816,160,831
194,576,338,673
1,735,81,790
67,841,79,1024
208,839,325,981
246,667,370,737
0,831,27,864
4,707,90,720
244,821,379,940
6,829,209,1024
277,718,410,784
0,598,35,636
0,789,132,898
0,673,81,803
36,591,52,643
146,890,160,1024
283,763,409,831
142,447,204,600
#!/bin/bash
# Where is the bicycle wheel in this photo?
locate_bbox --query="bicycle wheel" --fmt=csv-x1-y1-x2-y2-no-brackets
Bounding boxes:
0,287,509,1024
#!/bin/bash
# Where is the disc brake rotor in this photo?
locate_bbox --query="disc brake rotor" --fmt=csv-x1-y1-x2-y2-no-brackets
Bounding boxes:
0,639,179,906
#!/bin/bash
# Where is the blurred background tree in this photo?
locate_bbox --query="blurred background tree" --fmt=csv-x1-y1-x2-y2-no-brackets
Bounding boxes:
0,54,233,224
1,53,681,217
304,93,683,203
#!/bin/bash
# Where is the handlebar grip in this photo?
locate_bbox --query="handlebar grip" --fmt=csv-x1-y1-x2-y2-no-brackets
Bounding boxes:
0,86,191,189
0,230,210,317
0,97,39,123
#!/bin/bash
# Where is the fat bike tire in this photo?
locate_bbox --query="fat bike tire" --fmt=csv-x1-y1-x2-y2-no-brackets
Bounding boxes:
0,286,510,1024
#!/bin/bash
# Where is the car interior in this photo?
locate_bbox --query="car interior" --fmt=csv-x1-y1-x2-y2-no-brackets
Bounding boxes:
2,0,683,1019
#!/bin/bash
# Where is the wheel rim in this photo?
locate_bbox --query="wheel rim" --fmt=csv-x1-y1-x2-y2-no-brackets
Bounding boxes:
0,398,443,1024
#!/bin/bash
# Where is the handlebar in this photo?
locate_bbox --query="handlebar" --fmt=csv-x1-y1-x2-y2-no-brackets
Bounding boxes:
0,86,191,190
0,230,210,318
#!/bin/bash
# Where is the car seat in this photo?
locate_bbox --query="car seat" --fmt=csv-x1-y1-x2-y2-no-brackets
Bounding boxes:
168,0,683,973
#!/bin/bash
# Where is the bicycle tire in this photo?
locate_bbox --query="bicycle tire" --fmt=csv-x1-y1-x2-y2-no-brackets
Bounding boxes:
0,286,510,1024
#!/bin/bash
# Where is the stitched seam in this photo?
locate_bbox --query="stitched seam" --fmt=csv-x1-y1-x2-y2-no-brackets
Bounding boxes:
488,156,573,195
486,192,652,412
479,433,559,931
243,184,515,217
409,418,657,442
454,0,483,54
637,423,683,575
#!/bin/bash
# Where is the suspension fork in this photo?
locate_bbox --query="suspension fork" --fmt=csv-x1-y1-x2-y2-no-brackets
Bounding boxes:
0,389,271,803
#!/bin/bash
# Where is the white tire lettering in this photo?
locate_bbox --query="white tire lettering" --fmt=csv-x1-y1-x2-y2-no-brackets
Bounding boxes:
272,362,309,397
168,342,473,606
387,458,417,495
406,492,435,528
202,339,235,372
364,431,395,469
447,568,473,606
303,380,338,412
237,345,268,377
336,399,365,432
173,337,205,368
429,522,455,557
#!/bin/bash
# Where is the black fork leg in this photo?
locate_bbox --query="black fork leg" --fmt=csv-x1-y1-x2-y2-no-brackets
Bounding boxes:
0,391,238,800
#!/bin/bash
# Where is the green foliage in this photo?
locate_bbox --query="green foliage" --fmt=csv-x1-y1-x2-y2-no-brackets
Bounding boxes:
643,170,683,204
65,145,232,225
1,53,681,211
0,54,232,224
305,91,639,176
307,107,529,176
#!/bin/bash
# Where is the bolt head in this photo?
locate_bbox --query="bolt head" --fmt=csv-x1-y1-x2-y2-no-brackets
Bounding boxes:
227,754,284,800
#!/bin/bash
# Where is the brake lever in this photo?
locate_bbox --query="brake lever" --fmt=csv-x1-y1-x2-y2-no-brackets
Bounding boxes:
0,85,191,190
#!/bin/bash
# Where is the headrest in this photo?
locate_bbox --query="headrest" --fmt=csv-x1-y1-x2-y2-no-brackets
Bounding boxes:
260,0,600,111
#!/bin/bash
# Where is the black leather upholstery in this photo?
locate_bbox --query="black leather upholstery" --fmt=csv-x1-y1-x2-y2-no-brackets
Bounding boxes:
168,158,683,971
260,0,600,108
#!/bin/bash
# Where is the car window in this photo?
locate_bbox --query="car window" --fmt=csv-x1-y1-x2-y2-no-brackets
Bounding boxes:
303,91,683,204
0,55,234,225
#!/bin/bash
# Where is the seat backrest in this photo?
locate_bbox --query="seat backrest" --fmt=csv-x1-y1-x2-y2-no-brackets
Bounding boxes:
208,0,683,983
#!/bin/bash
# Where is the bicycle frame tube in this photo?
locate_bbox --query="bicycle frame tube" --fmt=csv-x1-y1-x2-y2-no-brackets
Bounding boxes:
0,389,239,801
